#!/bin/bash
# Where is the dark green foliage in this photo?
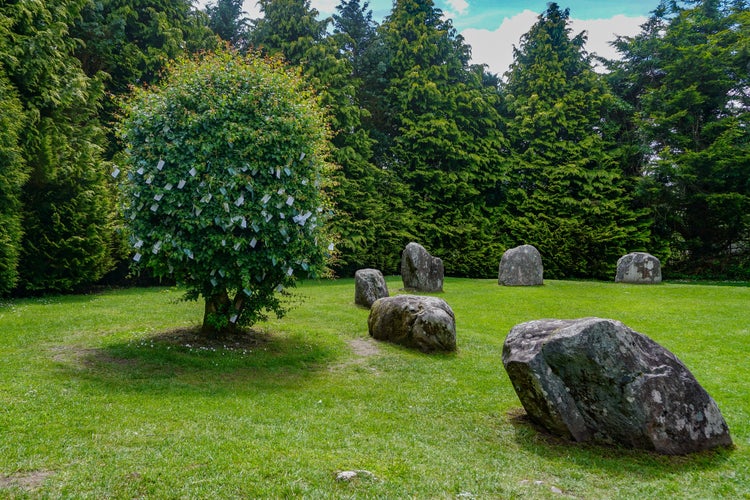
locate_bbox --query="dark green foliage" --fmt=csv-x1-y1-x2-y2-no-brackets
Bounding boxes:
377,0,508,276
501,3,651,279
71,0,218,158
610,0,750,278
0,62,26,295
205,0,250,50
118,49,335,336
2,0,116,293
250,0,398,275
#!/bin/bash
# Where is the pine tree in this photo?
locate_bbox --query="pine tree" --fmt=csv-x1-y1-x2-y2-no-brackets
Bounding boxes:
501,3,650,279
0,28,27,295
3,0,116,293
377,0,508,276
250,0,398,274
205,0,250,50
610,0,750,278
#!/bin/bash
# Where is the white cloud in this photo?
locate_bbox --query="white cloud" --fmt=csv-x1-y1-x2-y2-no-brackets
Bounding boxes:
446,0,470,16
462,11,647,78
310,0,338,15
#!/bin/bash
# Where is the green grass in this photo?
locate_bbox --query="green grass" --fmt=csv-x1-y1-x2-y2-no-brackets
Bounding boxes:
0,278,748,498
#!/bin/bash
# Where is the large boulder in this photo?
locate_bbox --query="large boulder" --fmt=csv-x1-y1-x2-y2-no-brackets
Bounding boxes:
354,268,389,308
615,252,662,284
368,295,456,353
498,245,543,286
502,317,732,455
401,242,444,292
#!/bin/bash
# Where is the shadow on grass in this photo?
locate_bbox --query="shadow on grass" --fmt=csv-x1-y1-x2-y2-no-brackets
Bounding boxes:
506,408,732,476
56,327,338,394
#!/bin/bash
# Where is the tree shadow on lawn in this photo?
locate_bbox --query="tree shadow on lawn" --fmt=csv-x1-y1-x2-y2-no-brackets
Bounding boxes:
505,408,732,476
56,326,339,393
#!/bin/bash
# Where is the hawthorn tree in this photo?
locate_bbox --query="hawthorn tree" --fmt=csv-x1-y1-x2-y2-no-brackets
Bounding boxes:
118,49,335,337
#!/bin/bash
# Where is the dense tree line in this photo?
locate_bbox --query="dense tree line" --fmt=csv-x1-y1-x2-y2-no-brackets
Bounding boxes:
0,0,747,296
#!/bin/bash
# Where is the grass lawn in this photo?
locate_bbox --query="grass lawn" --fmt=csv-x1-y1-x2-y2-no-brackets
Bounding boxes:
0,277,748,498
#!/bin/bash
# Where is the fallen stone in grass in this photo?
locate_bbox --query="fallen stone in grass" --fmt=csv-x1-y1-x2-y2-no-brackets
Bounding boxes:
354,268,389,308
368,295,456,353
502,317,733,455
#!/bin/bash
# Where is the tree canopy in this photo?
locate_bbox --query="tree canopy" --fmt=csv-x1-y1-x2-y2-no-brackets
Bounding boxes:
118,49,335,336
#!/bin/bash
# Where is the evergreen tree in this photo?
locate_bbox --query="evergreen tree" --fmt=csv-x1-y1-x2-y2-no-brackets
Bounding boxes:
0,24,27,295
501,3,650,279
205,0,250,50
250,0,398,274
610,0,750,278
3,0,116,293
71,0,217,157
378,0,508,276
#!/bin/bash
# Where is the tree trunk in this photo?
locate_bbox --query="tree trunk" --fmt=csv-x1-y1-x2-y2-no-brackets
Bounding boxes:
201,289,235,338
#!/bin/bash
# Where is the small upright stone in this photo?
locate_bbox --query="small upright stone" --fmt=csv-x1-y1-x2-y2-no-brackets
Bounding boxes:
368,295,456,353
354,268,389,308
615,252,662,284
401,242,444,292
498,245,543,286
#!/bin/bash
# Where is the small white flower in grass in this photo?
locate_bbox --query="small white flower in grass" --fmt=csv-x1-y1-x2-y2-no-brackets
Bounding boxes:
250,237,257,248
210,277,218,287
235,195,244,207
301,178,308,185
145,176,153,185
230,314,238,324
177,179,186,189
299,152,305,161
328,242,335,251
157,159,165,170
234,242,241,251
243,288,252,296
195,207,203,216
189,167,197,177
286,195,294,206
111,166,120,178
286,267,294,276
284,167,292,176
201,193,212,203
152,241,162,254
137,167,145,175
164,183,173,191
261,194,271,205
275,284,284,292
134,239,144,249
154,193,163,201
223,202,230,213
218,269,225,277
265,213,272,222
150,203,159,212
276,167,281,179
240,217,247,228
133,252,142,262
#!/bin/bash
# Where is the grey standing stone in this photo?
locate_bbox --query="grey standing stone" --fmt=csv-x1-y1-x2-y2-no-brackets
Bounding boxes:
401,242,444,292
498,245,543,286
354,268,389,308
368,295,456,353
616,252,662,284
502,317,732,454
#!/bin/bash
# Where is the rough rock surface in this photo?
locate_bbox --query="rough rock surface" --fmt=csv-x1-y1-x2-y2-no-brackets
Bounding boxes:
368,295,456,353
502,317,732,454
401,242,444,292
354,268,389,308
615,252,662,284
498,245,544,286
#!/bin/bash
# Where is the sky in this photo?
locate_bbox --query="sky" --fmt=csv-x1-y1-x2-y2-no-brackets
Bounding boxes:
208,0,661,76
